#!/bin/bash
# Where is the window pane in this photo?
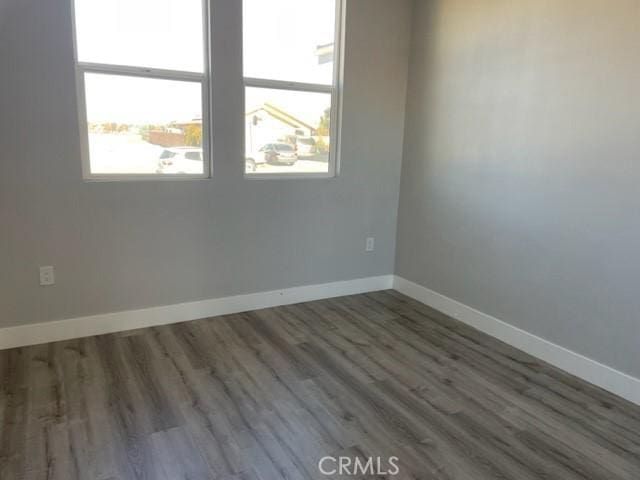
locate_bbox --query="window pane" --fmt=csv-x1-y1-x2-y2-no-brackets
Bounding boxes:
245,87,331,175
74,0,204,73
84,73,204,175
243,0,336,85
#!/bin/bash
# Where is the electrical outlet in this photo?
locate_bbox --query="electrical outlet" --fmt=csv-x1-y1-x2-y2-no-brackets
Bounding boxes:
39,266,55,286
365,237,375,252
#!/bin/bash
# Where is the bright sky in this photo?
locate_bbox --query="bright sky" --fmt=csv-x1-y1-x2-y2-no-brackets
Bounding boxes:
75,0,336,125
243,0,336,85
84,73,202,125
75,0,204,72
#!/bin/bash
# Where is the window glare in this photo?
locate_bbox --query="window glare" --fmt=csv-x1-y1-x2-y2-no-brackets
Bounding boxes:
243,0,336,84
74,0,205,73
84,74,204,175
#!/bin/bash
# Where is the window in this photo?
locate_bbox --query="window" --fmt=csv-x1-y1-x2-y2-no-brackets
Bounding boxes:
72,0,210,180
243,0,344,177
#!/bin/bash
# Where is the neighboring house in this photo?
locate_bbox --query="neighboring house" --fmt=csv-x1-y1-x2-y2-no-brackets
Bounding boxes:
173,118,202,131
147,117,202,148
245,103,318,153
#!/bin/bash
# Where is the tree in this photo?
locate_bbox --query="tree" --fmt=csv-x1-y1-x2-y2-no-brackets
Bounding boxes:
184,124,202,147
317,107,331,136
102,122,118,133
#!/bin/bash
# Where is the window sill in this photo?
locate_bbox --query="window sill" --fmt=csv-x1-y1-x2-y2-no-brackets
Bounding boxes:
243,172,336,180
82,174,211,183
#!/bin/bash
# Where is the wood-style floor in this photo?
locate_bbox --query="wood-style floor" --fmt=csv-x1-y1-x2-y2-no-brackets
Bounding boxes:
2,291,640,479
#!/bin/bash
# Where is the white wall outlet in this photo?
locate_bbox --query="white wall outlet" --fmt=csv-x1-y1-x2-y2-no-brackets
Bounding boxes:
365,237,375,252
39,266,55,286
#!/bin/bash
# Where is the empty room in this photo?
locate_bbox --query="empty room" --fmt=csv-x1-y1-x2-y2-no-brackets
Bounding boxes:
2,0,640,478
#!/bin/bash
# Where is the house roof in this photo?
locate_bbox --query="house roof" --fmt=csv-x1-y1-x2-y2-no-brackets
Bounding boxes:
173,117,202,127
315,43,334,65
246,103,316,132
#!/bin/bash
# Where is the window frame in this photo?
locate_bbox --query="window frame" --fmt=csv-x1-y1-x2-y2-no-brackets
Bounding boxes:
70,0,213,182
242,0,346,180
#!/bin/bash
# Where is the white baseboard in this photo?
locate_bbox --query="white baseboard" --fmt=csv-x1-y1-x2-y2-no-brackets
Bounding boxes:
4,273,638,406
393,276,640,406
0,275,394,350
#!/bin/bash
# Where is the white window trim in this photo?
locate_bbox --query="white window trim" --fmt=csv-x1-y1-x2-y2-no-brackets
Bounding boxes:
243,0,346,180
70,0,213,182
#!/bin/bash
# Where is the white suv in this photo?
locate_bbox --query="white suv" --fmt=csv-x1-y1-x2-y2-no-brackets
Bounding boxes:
157,148,203,174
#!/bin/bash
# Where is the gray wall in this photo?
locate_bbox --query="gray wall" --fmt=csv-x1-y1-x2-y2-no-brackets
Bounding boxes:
397,0,640,378
0,0,412,327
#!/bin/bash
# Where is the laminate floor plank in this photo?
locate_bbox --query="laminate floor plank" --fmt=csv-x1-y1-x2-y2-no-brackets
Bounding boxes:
1,291,639,479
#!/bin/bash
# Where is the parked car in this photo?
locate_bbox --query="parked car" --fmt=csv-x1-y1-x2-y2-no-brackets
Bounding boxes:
296,137,317,157
245,146,266,172
157,148,203,174
245,151,266,172
265,143,298,165
246,143,298,170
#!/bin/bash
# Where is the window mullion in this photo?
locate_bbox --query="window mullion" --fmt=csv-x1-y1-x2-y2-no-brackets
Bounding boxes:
243,77,333,94
77,62,205,83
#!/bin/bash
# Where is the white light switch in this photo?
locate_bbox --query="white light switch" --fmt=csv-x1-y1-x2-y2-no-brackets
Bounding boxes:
366,237,375,252
39,266,55,286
